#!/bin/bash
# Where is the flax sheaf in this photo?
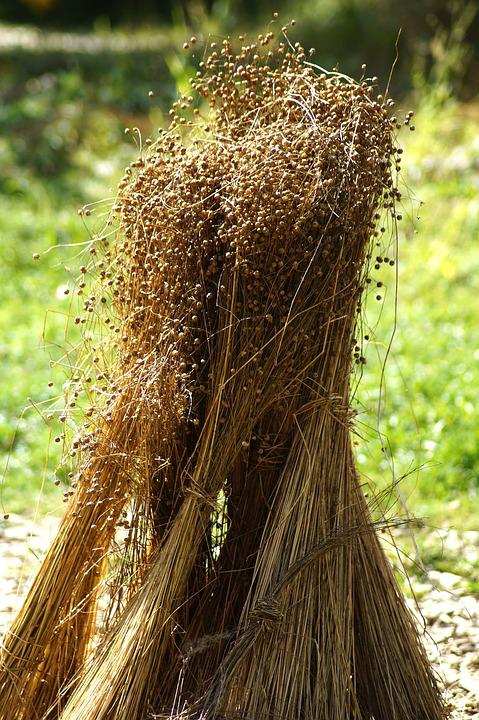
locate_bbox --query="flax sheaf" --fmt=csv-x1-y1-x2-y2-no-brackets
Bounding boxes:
0,26,446,720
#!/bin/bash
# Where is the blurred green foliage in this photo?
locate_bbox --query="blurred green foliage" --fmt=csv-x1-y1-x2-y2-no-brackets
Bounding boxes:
0,50,179,176
0,0,476,180
1,0,478,96
356,97,479,527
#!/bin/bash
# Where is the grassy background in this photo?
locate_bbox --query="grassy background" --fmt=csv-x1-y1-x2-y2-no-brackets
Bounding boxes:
354,96,479,589
357,97,479,525
0,14,478,584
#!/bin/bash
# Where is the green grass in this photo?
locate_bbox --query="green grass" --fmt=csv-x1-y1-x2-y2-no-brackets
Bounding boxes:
353,98,479,584
355,99,479,519
0,109,132,517
0,185,83,516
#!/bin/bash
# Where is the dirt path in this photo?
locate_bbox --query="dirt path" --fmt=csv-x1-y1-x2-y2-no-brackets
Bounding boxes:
0,514,60,631
1,515,478,717
411,577,479,718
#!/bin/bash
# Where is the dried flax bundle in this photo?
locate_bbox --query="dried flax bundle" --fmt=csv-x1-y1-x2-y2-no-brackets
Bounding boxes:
0,28,446,720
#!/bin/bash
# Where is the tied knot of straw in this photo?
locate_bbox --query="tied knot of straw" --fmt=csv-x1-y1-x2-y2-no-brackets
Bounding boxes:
248,598,284,632
295,392,356,426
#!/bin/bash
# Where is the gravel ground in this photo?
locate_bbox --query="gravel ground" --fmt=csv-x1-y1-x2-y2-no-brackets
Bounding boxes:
409,575,479,718
1,515,478,717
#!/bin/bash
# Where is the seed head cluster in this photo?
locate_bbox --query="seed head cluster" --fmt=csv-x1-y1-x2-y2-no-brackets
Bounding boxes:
55,33,405,546
94,32,401,448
